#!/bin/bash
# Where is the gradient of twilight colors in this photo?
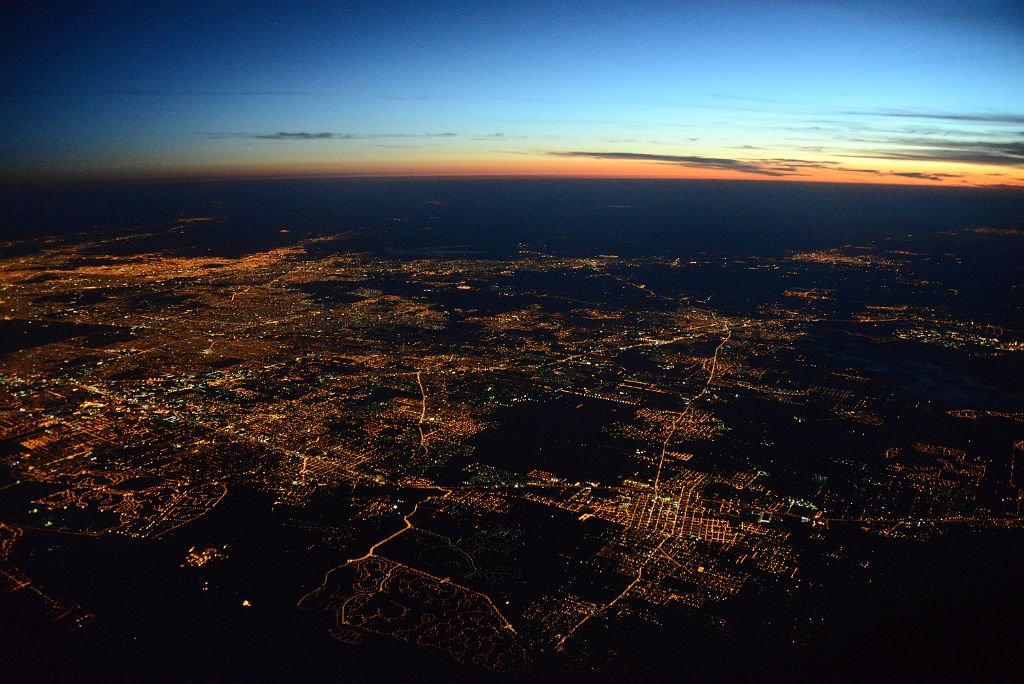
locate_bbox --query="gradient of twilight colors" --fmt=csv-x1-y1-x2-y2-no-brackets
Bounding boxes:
2,1,1022,186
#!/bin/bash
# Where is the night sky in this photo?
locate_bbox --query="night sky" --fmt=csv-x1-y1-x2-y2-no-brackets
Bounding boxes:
2,1,1022,185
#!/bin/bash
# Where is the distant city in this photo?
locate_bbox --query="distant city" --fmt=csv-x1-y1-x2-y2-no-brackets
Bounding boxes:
1,179,1021,681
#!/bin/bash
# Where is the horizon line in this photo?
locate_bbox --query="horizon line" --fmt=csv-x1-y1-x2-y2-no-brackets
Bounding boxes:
4,170,1022,191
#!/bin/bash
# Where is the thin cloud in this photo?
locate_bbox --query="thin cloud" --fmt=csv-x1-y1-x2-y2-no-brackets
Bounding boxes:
17,88,315,97
378,94,565,105
843,147,1023,167
204,131,458,140
468,132,537,141
851,138,1024,154
880,139,1021,166
807,135,1024,167
846,109,1024,125
254,132,334,140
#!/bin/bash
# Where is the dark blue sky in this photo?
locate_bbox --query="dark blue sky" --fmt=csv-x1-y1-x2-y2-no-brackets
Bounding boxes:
3,1,1022,184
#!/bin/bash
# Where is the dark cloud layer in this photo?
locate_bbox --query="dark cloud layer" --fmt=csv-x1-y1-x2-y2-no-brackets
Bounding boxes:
547,151,876,177
891,171,960,181
548,151,784,175
843,139,1024,167
547,150,971,183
